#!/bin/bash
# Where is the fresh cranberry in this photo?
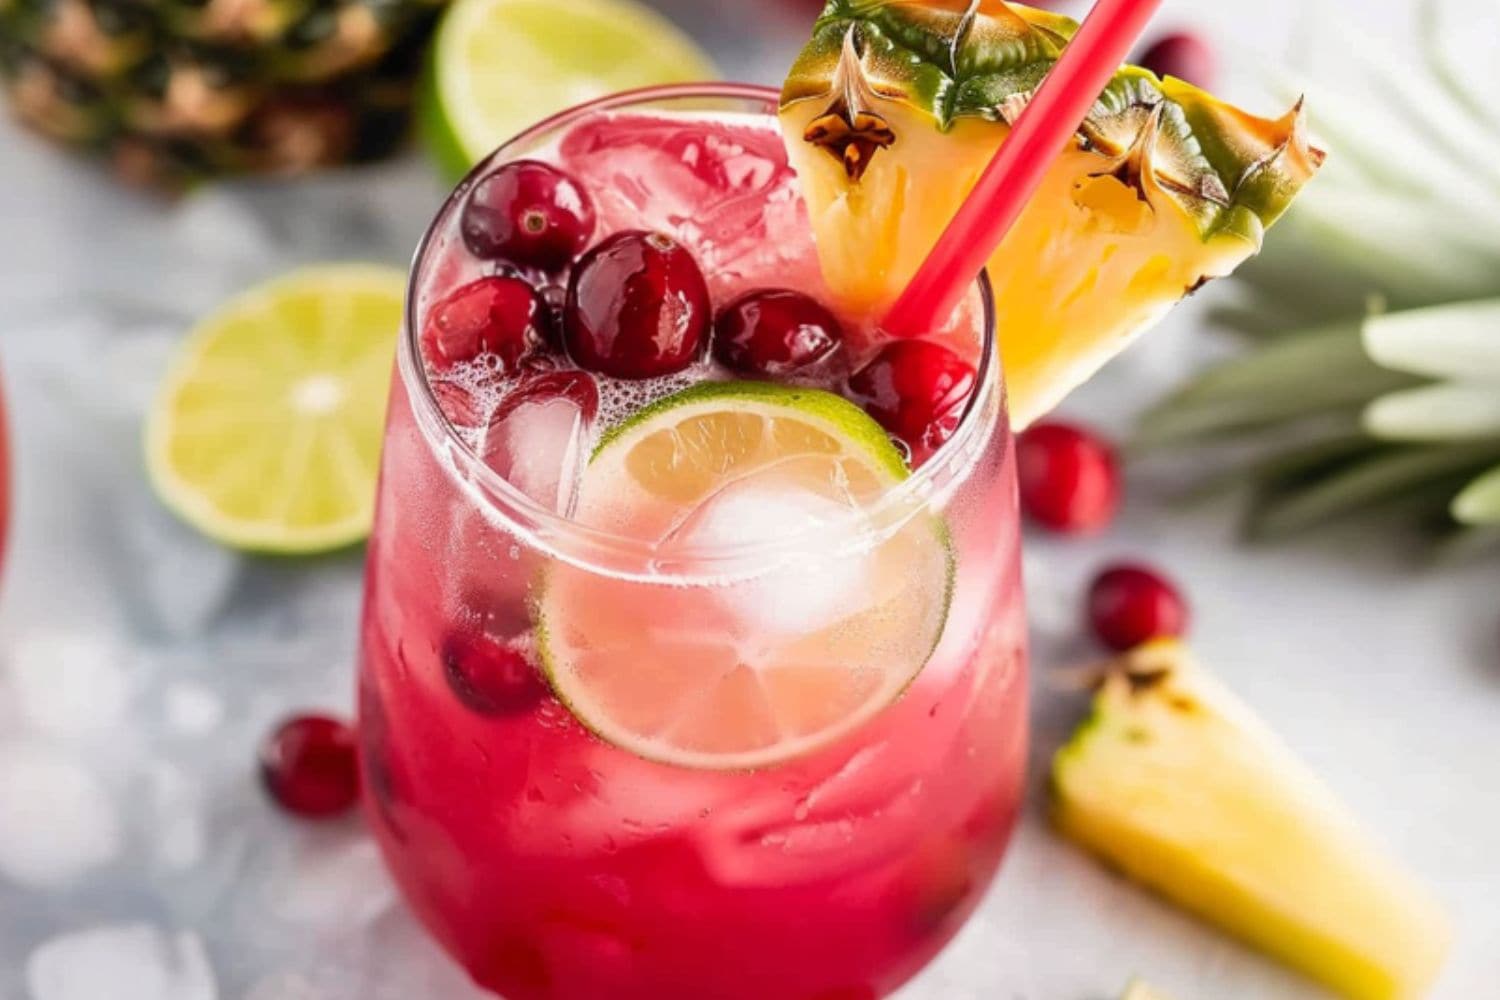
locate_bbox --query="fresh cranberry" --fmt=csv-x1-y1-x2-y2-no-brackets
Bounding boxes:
259,713,360,819
1016,422,1120,534
539,283,568,341
563,230,710,379
442,631,547,717
422,275,549,372
845,340,976,464
1087,563,1190,652
713,289,842,377
461,160,595,272
1138,31,1217,90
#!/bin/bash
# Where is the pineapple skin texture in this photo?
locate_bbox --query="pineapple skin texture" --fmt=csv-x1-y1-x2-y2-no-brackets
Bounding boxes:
1052,641,1451,1000
0,0,445,187
779,1,1323,428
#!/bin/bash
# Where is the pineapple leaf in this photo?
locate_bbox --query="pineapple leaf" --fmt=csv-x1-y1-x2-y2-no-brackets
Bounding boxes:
1281,77,1500,214
1363,300,1500,381
1365,384,1500,441
1418,0,1500,135
1452,464,1500,525
1172,426,1378,506
1135,323,1416,448
1247,443,1500,539
1287,14,1500,198
1431,523,1500,564
1161,322,1370,404
1154,3,1500,558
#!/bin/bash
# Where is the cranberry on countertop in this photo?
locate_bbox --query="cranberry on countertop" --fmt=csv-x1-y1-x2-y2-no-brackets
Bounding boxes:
563,230,710,380
845,339,976,465
713,289,843,377
421,275,550,373
260,713,361,819
1016,421,1120,534
1087,562,1190,652
461,160,596,273
1138,31,1218,90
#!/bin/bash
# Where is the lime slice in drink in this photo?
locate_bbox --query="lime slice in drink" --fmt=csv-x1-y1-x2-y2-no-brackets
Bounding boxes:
145,265,405,554
537,381,953,770
421,0,718,179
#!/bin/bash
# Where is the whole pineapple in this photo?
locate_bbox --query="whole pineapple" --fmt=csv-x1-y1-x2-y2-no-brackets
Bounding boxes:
0,0,446,187
1137,2,1500,560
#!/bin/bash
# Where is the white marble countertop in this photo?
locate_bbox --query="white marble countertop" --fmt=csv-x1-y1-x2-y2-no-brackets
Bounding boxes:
0,1,1496,998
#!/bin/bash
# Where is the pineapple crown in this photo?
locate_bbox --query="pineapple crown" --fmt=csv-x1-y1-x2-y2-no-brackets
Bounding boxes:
782,0,1325,246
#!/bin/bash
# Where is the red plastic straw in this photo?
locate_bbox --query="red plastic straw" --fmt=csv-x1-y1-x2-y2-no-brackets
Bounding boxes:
883,0,1163,337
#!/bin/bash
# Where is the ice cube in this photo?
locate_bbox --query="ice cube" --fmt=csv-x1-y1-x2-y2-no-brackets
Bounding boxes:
669,474,872,636
6,631,129,738
481,371,598,516
161,682,225,738
0,743,120,888
145,760,206,873
281,909,491,1000
25,924,217,1000
264,837,396,930
556,112,804,288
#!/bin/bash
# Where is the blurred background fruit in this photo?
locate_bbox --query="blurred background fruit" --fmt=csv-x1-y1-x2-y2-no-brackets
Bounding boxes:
419,0,715,179
0,0,449,188
1139,2,1500,560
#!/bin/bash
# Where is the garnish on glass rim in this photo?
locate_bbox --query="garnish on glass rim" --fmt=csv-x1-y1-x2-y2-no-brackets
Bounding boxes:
883,0,1165,338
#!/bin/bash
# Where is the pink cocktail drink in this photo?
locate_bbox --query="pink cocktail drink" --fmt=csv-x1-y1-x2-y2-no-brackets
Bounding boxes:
358,85,1026,1000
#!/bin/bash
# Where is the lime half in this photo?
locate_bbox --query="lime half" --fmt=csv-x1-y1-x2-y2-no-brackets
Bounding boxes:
145,265,405,554
422,0,718,178
537,382,953,770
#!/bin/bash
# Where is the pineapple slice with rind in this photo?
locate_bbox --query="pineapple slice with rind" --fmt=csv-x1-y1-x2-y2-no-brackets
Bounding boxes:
779,1,1323,427
1052,640,1451,1000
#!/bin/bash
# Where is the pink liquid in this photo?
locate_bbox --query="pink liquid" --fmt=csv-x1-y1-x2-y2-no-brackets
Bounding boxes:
358,89,1027,1000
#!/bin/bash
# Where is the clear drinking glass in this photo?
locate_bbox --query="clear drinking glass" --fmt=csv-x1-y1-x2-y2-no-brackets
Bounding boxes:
357,84,1028,1000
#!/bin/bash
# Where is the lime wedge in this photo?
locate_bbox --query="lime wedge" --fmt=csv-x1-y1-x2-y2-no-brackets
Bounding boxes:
145,265,405,554
421,0,718,178
537,381,953,770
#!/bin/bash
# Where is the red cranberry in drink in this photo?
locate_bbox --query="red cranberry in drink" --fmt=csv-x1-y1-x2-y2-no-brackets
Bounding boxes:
422,275,550,373
442,631,547,717
713,289,843,377
260,713,360,819
461,160,596,272
1087,562,1190,652
1138,31,1217,90
1016,421,1120,534
846,340,976,464
563,230,710,379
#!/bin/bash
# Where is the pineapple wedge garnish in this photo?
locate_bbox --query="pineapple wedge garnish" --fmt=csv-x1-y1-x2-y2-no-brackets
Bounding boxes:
779,1,1324,427
1053,641,1451,1000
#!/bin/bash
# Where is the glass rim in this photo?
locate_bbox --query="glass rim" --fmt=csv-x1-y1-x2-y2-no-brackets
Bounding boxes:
400,82,1003,581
